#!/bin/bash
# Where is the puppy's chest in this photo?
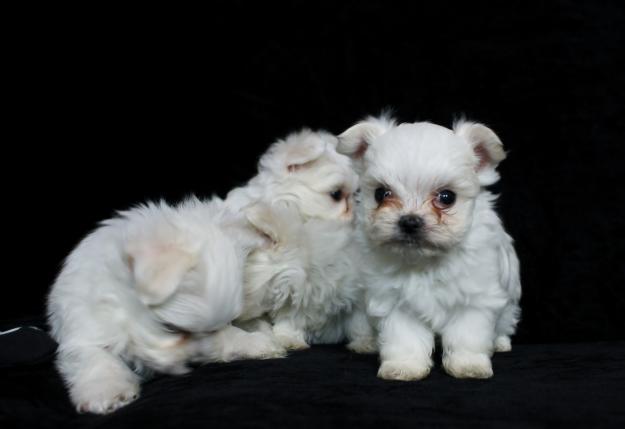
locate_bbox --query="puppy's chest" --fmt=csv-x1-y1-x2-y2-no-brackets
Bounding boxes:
295,239,356,314
297,264,353,314
399,271,470,319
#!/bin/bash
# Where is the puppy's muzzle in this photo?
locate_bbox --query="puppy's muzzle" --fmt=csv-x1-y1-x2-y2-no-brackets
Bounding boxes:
398,215,424,236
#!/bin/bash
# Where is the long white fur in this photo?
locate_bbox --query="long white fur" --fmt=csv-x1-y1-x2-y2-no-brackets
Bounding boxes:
48,128,377,414
227,129,376,352
338,116,521,380
47,197,285,414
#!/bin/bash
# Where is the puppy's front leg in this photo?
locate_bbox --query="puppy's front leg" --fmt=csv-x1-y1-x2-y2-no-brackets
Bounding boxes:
57,346,140,414
191,324,285,362
272,313,310,351
441,308,496,379
234,317,274,337
345,306,377,354
377,305,434,381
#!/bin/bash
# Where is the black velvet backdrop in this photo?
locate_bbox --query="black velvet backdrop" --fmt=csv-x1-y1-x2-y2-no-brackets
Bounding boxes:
4,1,625,345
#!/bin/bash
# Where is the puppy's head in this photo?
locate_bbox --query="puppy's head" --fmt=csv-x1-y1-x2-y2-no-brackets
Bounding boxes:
254,129,359,222
339,116,506,258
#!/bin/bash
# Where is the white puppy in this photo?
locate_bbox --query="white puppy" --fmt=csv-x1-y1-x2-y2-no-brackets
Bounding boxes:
47,197,284,414
227,129,376,353
338,116,521,380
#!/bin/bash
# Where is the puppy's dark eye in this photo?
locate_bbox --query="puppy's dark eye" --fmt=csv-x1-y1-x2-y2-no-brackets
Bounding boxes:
434,189,456,209
330,189,343,201
375,187,392,204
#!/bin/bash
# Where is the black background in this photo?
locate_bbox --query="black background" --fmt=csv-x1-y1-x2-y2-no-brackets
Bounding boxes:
5,1,625,344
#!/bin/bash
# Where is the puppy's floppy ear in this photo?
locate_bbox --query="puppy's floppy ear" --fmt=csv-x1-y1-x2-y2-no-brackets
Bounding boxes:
244,200,302,246
338,115,395,174
337,115,396,161
126,242,197,307
283,130,327,173
454,120,506,186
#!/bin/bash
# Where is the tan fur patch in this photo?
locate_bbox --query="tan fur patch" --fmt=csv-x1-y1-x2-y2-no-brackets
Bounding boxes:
430,200,444,223
126,254,134,270
287,158,318,173
342,196,352,217
376,195,403,211
354,142,368,159
175,332,191,347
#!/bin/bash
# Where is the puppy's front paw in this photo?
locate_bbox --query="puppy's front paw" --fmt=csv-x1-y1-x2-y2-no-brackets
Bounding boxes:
274,333,310,351
494,335,512,352
229,332,287,360
377,359,432,381
73,378,140,414
443,351,493,379
272,326,309,351
347,337,378,354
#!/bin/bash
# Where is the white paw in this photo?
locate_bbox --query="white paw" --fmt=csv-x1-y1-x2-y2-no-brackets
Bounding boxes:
234,332,287,360
272,325,309,351
73,379,140,414
347,337,378,354
274,333,310,351
443,351,493,379
494,335,512,352
377,359,432,381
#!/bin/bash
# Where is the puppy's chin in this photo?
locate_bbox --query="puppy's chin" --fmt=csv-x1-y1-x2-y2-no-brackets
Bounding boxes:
367,228,463,261
382,237,448,259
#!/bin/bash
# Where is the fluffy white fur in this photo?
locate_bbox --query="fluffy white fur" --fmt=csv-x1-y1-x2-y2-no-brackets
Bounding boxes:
48,128,378,414
338,116,521,380
47,197,285,414
227,129,376,353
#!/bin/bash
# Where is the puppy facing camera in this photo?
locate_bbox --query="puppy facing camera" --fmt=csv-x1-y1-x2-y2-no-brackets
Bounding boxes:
46,112,519,416
339,115,521,380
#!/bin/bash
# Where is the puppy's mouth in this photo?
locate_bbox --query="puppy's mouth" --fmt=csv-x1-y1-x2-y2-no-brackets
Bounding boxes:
388,234,424,247
387,232,444,251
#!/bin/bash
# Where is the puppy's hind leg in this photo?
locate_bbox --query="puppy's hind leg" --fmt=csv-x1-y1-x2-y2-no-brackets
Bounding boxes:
494,303,520,352
57,346,140,414
495,235,521,352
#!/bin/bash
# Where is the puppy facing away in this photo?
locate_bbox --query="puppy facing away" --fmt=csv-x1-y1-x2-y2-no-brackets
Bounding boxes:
227,129,376,353
47,197,284,414
338,116,521,380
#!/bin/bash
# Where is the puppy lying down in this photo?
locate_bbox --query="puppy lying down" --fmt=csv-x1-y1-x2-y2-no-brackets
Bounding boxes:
47,197,286,414
47,128,373,414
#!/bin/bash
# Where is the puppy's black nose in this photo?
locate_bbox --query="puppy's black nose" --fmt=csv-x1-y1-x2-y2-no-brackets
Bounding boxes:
398,215,424,235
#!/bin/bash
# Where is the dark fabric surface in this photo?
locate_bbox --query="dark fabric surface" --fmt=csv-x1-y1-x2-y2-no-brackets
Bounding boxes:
0,327,57,369
2,338,624,428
